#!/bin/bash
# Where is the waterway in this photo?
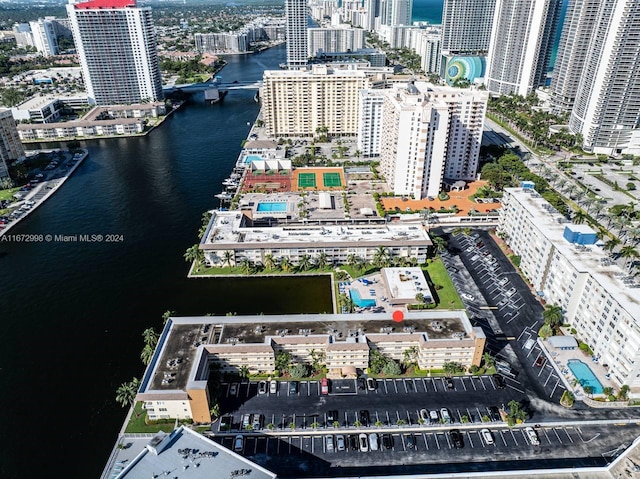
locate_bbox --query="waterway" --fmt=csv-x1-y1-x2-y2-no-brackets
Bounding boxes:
0,43,334,478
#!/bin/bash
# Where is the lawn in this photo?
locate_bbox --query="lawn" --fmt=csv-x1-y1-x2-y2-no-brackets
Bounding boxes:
124,402,178,434
0,187,19,202
423,258,464,309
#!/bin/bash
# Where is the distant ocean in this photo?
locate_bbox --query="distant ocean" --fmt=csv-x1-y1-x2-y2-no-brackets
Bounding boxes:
411,0,444,24
410,0,566,71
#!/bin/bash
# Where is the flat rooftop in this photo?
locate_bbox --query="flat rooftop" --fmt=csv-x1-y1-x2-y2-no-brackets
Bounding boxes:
112,427,276,479
381,267,432,302
200,208,430,250
140,312,473,394
505,188,640,316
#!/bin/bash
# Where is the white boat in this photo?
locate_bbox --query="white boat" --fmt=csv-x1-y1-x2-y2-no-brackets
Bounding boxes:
222,178,239,186
215,192,233,200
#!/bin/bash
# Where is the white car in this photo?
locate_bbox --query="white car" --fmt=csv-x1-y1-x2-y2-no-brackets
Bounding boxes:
498,277,509,286
336,434,345,451
419,409,429,422
461,293,475,301
359,433,369,452
440,408,451,424
369,433,379,451
525,427,540,445
481,428,494,445
326,435,334,452
269,380,278,394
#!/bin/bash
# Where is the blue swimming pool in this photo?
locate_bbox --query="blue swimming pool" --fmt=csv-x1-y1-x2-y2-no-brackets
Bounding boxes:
567,359,603,394
350,289,376,308
245,154,263,164
256,202,287,212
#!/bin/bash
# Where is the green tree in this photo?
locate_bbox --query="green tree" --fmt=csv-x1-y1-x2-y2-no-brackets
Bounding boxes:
280,257,293,273
382,359,402,376
141,343,154,365
239,365,250,379
482,353,495,369
505,400,528,426
210,403,220,418
618,385,630,401
297,254,312,271
184,244,204,265
275,351,292,373
1,87,26,107
162,310,175,325
403,346,419,366
263,254,276,271
310,421,320,429
316,252,330,270
142,327,159,348
368,348,387,374
395,419,407,426
583,385,594,397
543,304,563,333
538,323,553,339
443,361,464,376
289,363,310,378
431,236,448,254
115,377,140,412
222,250,235,267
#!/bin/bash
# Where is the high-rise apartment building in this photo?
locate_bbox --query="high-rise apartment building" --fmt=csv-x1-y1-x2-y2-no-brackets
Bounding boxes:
379,82,487,199
29,18,59,57
307,27,365,57
441,0,496,55
285,0,309,68
499,186,640,391
66,0,163,106
555,0,640,156
0,109,25,180
357,89,386,157
484,0,561,96
261,65,368,138
379,0,413,26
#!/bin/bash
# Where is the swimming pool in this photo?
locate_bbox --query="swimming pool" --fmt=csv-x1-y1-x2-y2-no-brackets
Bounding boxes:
350,289,376,308
567,359,603,394
256,202,287,212
245,154,263,164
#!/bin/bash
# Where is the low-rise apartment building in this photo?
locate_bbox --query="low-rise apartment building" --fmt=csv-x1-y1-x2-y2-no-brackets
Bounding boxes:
137,312,485,422
498,186,640,392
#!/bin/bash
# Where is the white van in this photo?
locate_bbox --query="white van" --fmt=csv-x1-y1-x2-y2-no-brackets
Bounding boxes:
234,435,244,452
369,433,379,451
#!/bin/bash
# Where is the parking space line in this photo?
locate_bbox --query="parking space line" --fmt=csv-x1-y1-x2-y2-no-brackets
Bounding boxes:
459,377,467,391
499,430,508,446
393,379,398,394
466,408,474,423
470,377,477,391
400,379,407,393
476,407,484,421
550,379,563,398
412,378,419,392
509,429,519,446
542,428,552,445
431,378,438,391
421,377,428,392
480,377,487,390
516,329,528,341
552,428,563,444
563,427,574,443
467,431,474,448
400,434,406,451
444,432,452,449
434,433,440,450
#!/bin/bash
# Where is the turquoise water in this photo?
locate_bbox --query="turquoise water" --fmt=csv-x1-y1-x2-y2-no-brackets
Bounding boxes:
245,154,262,164
350,289,376,308
412,0,444,24
257,202,287,212
567,359,603,394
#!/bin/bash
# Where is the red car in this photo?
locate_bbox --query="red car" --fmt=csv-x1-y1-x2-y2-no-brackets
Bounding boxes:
321,377,329,394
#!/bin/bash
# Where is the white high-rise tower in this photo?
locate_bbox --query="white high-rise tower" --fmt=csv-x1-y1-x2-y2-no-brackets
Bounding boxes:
559,0,640,155
66,0,163,105
285,0,308,68
484,0,561,96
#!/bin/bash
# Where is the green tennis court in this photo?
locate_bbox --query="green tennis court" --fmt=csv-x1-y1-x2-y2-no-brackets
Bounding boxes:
323,172,342,187
298,172,317,188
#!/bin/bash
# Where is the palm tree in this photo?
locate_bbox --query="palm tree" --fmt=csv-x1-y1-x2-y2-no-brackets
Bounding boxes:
316,252,330,270
239,258,254,275
239,365,250,380
297,254,312,271
572,210,587,224
141,343,154,365
373,246,391,268
619,246,639,271
115,377,141,414
222,250,235,267
184,244,203,265
482,352,495,369
142,328,159,348
347,254,364,272
161,310,175,325
280,257,293,273
605,237,621,256
263,254,276,271
432,236,448,254
543,304,563,333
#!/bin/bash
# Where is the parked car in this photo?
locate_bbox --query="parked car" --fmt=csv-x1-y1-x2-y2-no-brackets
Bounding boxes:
525,426,540,445
366,377,377,391
382,434,393,449
405,434,416,449
336,434,345,451
481,428,494,445
493,375,506,389
429,410,439,424
359,410,370,427
488,406,501,422
445,377,455,389
242,414,251,430
420,409,429,422
289,381,299,394
369,433,379,451
325,435,334,452
321,377,329,394
258,380,267,394
234,435,244,452
357,377,366,390
252,414,262,430
269,380,278,394
450,430,464,448
327,410,339,423
440,408,451,424
461,293,475,301
349,435,358,451
359,433,369,452
535,355,547,367
498,277,509,286
229,383,238,396
506,287,517,297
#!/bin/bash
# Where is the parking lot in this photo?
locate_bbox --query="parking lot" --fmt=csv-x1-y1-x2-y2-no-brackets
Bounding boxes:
211,423,640,476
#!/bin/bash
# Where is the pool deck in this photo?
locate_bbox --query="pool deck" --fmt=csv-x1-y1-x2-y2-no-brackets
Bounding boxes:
543,339,618,399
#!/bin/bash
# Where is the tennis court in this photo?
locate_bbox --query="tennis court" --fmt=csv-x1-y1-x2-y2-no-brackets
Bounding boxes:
323,172,342,187
298,172,317,188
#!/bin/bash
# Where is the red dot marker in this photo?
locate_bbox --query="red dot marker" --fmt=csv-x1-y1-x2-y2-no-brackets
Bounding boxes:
392,310,404,322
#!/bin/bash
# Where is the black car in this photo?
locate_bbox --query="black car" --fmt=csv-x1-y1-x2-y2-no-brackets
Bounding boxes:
405,434,416,449
349,435,358,450
493,375,506,389
450,430,464,449
327,410,339,423
359,410,370,427
357,377,366,390
445,377,454,389
488,406,501,422
382,434,393,449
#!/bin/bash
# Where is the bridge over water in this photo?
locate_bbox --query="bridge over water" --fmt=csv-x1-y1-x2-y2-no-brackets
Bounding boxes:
163,79,263,95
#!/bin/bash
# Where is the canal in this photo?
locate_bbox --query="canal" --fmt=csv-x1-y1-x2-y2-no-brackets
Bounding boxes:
0,43,332,478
